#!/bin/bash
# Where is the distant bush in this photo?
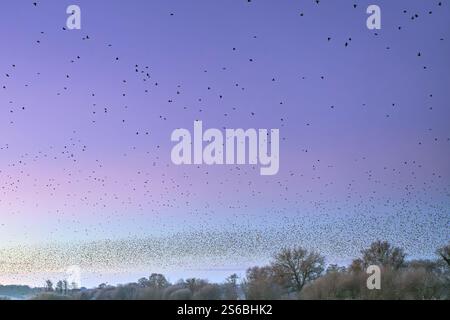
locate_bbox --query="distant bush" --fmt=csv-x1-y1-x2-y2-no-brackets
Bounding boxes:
31,293,72,300
168,288,192,300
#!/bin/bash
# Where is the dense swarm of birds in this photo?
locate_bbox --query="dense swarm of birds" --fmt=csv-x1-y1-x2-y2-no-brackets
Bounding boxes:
0,1,449,284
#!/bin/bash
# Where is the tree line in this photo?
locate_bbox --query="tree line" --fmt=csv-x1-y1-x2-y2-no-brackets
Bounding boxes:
31,240,449,300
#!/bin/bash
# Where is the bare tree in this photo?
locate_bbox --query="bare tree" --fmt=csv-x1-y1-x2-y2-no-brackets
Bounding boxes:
148,273,170,289
243,266,284,300
360,240,406,269
97,283,110,290
138,277,150,287
348,258,364,273
62,280,69,295
436,243,450,267
45,280,53,292
56,280,64,294
223,274,239,300
271,247,325,294
184,278,208,294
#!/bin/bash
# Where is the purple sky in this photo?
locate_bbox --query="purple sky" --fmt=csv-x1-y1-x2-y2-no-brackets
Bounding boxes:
0,0,449,287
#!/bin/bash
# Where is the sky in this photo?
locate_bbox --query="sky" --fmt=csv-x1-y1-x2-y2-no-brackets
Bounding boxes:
0,0,449,287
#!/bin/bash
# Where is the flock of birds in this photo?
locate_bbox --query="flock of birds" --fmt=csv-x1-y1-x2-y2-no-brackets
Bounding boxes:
0,1,449,284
